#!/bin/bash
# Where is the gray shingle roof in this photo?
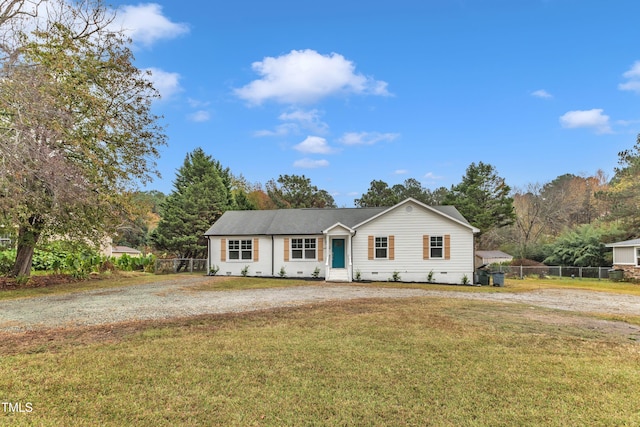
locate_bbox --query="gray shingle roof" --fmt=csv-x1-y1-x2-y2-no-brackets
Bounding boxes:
476,250,512,258
204,200,474,236
205,207,387,236
606,238,640,248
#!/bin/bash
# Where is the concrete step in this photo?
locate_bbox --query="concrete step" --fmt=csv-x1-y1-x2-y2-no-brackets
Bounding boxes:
326,269,349,282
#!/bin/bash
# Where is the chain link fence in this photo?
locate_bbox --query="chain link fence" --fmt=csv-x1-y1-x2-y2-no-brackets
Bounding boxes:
154,258,208,274
488,265,612,280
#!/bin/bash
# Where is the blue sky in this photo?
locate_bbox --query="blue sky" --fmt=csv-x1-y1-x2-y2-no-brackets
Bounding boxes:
106,0,640,206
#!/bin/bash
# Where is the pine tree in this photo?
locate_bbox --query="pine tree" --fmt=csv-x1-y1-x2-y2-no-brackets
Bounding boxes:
151,149,233,260
443,162,515,236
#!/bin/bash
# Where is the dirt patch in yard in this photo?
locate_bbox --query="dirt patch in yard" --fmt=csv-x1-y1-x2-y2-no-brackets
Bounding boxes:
0,274,84,290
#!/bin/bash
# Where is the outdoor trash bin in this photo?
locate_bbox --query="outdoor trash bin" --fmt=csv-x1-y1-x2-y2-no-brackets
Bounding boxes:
477,269,490,286
492,271,505,287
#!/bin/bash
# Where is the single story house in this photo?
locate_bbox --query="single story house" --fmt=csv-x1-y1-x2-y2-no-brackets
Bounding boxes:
204,198,480,284
475,250,513,268
606,238,640,280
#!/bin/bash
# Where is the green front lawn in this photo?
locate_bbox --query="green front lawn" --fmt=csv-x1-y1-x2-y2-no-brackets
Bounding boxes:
1,297,639,426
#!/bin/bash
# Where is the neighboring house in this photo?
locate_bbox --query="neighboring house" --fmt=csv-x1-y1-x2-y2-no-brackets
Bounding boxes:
107,245,142,258
606,238,640,280
0,236,11,248
475,250,513,268
205,198,480,284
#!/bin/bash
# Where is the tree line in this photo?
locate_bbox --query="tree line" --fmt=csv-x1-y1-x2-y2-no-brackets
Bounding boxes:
147,140,640,268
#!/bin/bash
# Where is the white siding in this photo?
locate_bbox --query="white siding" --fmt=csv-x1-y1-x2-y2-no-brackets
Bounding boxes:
208,236,273,277
209,235,326,278
613,246,637,265
353,201,475,284
274,235,326,278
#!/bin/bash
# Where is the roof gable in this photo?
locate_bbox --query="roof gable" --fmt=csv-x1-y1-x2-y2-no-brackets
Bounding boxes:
323,222,355,234
353,198,480,233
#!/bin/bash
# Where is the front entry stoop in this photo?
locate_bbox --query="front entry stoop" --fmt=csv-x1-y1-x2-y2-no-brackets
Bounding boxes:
326,269,349,282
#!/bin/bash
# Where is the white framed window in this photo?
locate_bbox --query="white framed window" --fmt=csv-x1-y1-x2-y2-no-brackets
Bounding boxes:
375,237,388,259
430,236,444,259
291,238,316,260
636,248,640,267
229,239,252,260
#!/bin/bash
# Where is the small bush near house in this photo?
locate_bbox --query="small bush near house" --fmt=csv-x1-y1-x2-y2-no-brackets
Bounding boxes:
279,266,287,278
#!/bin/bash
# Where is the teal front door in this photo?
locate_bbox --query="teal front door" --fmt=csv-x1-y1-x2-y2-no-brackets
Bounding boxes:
332,239,345,268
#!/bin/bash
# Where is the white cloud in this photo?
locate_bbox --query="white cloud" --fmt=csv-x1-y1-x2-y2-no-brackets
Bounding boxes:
113,3,189,48
280,109,328,132
617,118,640,126
254,123,298,137
619,61,640,94
339,132,400,145
293,158,329,168
234,49,391,105
394,169,409,175
144,68,182,100
279,109,319,122
255,108,329,137
187,98,211,108
188,110,211,122
619,81,640,93
559,109,612,134
293,136,335,154
623,61,640,79
424,172,443,181
531,89,552,99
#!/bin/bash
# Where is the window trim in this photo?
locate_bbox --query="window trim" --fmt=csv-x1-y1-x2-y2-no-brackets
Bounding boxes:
290,237,317,261
636,248,640,267
228,239,253,262
374,236,388,259
430,236,444,259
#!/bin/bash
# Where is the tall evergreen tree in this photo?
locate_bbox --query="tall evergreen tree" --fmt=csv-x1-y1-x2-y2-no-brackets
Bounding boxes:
151,148,232,260
265,175,336,208
443,162,515,236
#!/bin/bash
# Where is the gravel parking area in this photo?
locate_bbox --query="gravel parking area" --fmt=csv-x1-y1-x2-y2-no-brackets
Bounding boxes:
0,276,639,333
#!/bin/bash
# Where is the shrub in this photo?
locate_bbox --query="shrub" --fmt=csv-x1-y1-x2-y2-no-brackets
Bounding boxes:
427,270,435,283
208,264,219,276
0,250,16,275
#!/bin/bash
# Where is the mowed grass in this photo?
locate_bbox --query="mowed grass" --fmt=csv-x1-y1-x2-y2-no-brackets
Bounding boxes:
1,297,639,426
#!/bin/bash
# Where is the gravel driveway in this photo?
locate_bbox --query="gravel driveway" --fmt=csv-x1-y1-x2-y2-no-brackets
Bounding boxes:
1,276,639,333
